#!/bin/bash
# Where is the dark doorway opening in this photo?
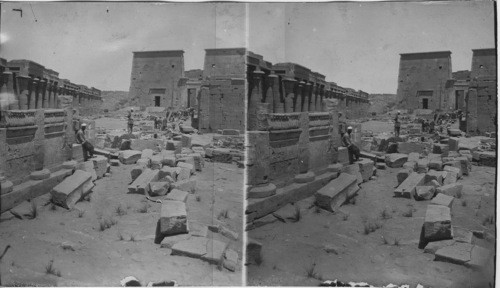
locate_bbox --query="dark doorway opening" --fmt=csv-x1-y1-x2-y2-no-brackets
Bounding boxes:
422,98,428,109
154,96,161,107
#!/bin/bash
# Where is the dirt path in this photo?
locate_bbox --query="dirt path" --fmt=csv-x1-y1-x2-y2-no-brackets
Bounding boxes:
247,165,495,287
0,143,243,286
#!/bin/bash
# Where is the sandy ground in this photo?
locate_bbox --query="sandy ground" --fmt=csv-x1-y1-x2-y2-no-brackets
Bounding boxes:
0,119,243,286
247,163,496,287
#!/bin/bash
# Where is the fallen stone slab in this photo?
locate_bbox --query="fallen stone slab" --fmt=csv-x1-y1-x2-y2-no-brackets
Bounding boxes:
328,163,343,173
30,169,51,181
170,237,208,258
192,147,206,158
149,182,170,197
131,139,163,152
315,173,358,212
188,221,208,237
342,163,363,184
92,155,108,179
247,183,277,199
417,159,429,173
272,204,299,222
110,159,120,166
158,200,188,237
158,166,182,181
223,249,239,271
385,153,408,168
201,239,228,264
424,239,456,254
415,186,435,201
171,179,196,193
128,168,159,194
436,183,463,198
443,166,461,180
423,205,452,243
448,137,459,151
476,151,496,167
177,162,194,174
51,170,94,209
136,158,150,167
176,168,191,181
77,161,97,181
62,160,78,170
395,172,426,198
119,150,142,165
130,165,146,182
398,142,429,154
180,125,195,134
211,148,233,163
337,147,349,165
433,143,449,154
10,200,37,219
448,128,462,137
248,214,279,230
150,155,163,170
164,189,189,203
141,149,154,159
435,242,473,265
430,193,454,209
181,134,192,148
246,238,263,265
375,163,386,170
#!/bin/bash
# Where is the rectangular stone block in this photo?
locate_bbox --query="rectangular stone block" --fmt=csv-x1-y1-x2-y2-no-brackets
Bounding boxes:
444,166,461,179
443,171,458,185
51,170,94,209
337,147,349,165
181,134,192,148
119,150,142,165
158,166,181,181
131,165,146,182
130,139,163,151
394,172,426,198
435,242,473,265
403,161,417,171
159,200,188,237
357,158,374,182
177,168,191,181
315,173,358,212
171,179,196,193
424,204,452,242
397,169,410,185
408,152,420,163
425,170,447,185
212,148,233,163
436,183,463,198
191,147,206,158
76,161,97,181
417,159,429,173
166,140,181,151
448,137,459,151
92,155,108,179
141,149,154,159
385,153,408,168
72,144,84,162
433,143,449,154
149,182,170,196
398,142,429,154
430,193,454,209
150,155,163,170
128,168,159,194
165,189,189,203
343,163,363,184
428,159,443,171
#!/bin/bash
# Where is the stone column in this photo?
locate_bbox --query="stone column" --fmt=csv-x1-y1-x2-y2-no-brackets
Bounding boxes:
29,78,39,110
246,131,276,199
294,81,304,112
273,75,285,113
310,83,317,112
267,74,280,113
318,85,325,112
247,70,264,131
264,75,275,111
17,75,30,110
294,112,315,183
1,72,18,110
282,78,296,113
303,82,311,112
39,79,47,109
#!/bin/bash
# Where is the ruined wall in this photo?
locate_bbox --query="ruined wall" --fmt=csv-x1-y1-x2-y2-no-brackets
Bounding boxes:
128,51,185,109
467,80,497,135
470,49,496,79
203,48,247,79
396,51,452,111
198,78,245,133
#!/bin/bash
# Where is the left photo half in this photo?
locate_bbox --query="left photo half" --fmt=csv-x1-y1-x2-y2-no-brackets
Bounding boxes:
0,2,246,286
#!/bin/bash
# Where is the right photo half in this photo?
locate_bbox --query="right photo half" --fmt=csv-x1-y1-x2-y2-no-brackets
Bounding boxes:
245,2,497,287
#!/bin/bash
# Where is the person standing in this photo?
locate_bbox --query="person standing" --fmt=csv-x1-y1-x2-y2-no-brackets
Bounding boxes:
342,126,360,164
127,108,134,134
394,111,401,137
76,123,94,161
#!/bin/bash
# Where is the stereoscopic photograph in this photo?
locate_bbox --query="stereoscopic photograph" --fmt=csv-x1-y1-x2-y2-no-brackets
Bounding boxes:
0,1,497,288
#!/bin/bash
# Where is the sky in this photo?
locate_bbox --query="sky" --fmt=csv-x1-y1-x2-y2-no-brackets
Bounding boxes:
1,1,496,93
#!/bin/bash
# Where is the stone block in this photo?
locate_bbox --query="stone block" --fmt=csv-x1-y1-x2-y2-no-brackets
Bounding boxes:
188,221,208,237
429,180,441,188
192,147,206,158
407,152,420,163
170,237,207,259
375,163,386,170
130,139,163,151
436,183,463,198
433,143,449,154
342,163,363,184
136,158,150,167
177,160,195,174
158,200,188,237
166,140,181,151
180,148,194,155
435,242,473,265
415,186,435,201
357,158,375,182
455,156,470,176
72,144,84,161
424,240,456,254
150,155,163,170
417,159,429,173
430,193,454,209
328,163,343,173
171,179,196,193
222,129,239,135
423,205,452,242
453,226,473,244
187,153,203,172
397,169,410,185
158,166,181,181
181,134,192,148
212,148,233,163
92,155,108,179
443,171,458,185
149,182,170,196
398,142,428,154
128,168,159,194
62,160,78,170
428,159,443,171
394,172,426,198
294,171,316,183
246,238,263,265
315,173,358,212
30,169,50,180
467,245,492,269
247,183,277,199
141,149,154,159
425,170,447,185
118,150,142,165
385,153,408,168
51,170,94,209
272,204,299,222
223,249,239,271
403,161,417,171
448,129,462,137
180,125,194,134
165,189,189,203
177,168,191,181
120,139,131,150
201,239,227,264
110,159,120,166
130,165,146,182
218,225,239,241
337,147,349,165
77,161,97,181
443,166,461,179
477,151,496,167
448,137,459,151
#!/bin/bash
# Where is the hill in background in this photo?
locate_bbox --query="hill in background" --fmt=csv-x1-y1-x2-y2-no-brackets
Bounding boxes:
368,93,397,115
100,91,129,112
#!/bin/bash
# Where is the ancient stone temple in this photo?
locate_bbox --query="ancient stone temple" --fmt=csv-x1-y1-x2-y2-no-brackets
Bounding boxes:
128,50,186,110
0,59,101,212
396,51,453,111
245,51,369,229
